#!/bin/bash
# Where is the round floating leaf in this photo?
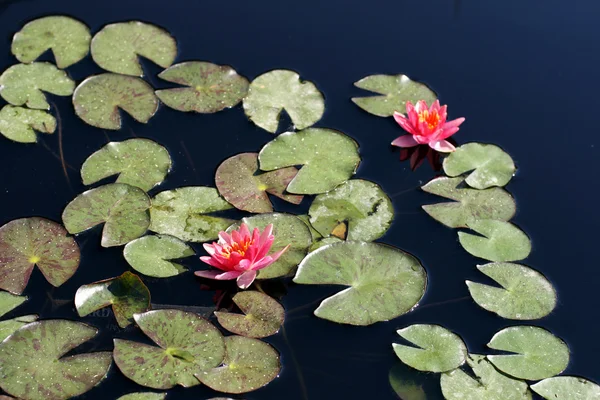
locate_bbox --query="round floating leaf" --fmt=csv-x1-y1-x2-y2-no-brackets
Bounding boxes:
113,309,226,389
421,176,516,228
0,217,80,294
215,291,284,338
0,291,27,317
117,393,166,400
62,183,151,247
215,152,303,213
73,73,159,130
81,138,172,191
388,364,427,400
243,69,324,133
487,326,569,380
392,324,467,373
11,16,91,68
458,220,531,262
259,128,361,194
91,21,177,76
0,105,56,143
309,179,393,241
308,236,343,252
0,320,112,400
531,376,600,400
124,234,195,278
0,315,38,342
149,186,234,242
294,241,427,325
75,271,151,328
156,61,249,113
466,262,556,320
443,143,516,189
0,62,75,109
351,74,437,117
196,336,281,394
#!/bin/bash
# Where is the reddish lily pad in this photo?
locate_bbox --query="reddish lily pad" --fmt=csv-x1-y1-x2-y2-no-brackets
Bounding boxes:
123,234,195,278
117,394,166,400
215,291,284,338
0,105,56,143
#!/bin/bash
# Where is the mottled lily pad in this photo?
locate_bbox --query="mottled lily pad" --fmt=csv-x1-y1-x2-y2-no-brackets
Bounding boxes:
81,138,172,191
0,291,27,317
91,21,177,76
294,241,427,325
124,234,195,278
0,315,38,342
117,393,166,400
0,105,56,143
259,128,361,194
196,336,281,394
0,320,112,400
62,183,151,247
243,69,324,133
156,61,249,113
531,376,600,400
11,16,91,68
458,220,531,262
113,309,226,389
351,74,437,117
466,263,556,320
215,291,284,338
0,62,75,109
0,217,80,294
73,73,159,130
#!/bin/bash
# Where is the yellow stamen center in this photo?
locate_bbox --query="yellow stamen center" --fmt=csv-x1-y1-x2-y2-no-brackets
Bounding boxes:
221,238,253,258
418,110,441,131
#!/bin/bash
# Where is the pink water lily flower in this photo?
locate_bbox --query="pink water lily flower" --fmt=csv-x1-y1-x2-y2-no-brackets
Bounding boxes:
195,223,289,289
392,100,465,153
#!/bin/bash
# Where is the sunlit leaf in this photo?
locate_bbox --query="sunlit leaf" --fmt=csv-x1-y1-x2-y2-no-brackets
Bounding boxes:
531,376,600,400
0,315,37,342
0,291,27,318
124,234,195,278
0,105,56,143
117,393,166,400
215,291,284,338
458,220,531,262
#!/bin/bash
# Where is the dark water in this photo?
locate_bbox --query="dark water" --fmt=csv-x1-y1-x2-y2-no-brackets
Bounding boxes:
0,0,599,398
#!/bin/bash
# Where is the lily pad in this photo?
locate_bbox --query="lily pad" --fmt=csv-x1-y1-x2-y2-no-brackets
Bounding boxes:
0,291,27,317
392,324,467,373
81,138,172,191
443,143,516,189
62,183,151,247
215,152,303,213
0,62,75,109
75,271,151,328
11,16,91,68
487,326,569,380
0,217,80,294
0,320,112,400
259,128,361,194
0,315,38,342
531,376,600,400
308,236,343,252
351,74,437,117
156,61,249,113
124,234,195,278
149,186,234,242
73,73,159,130
388,364,428,400
113,309,226,389
117,394,166,400
243,69,325,133
458,220,531,262
91,21,177,76
0,105,56,143
215,291,284,338
294,241,427,325
196,336,281,394
466,263,556,320
421,177,516,228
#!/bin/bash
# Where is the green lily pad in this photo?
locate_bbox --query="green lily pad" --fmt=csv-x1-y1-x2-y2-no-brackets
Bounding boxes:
228,213,312,279
458,220,531,262
0,217,80,294
443,143,516,189
531,376,600,400
421,177,516,228
117,393,166,400
62,183,151,247
0,62,75,110
308,236,343,252
487,326,569,380
215,152,303,213
351,74,437,117
388,364,428,400
196,336,281,394
149,186,234,242
91,21,177,76
466,262,556,320
113,309,226,389
81,138,172,191
75,271,151,328
73,73,159,130
294,241,427,325
156,61,249,113
11,16,91,69
392,324,467,373
0,291,27,317
0,105,56,143
124,234,195,278
0,315,38,342
0,320,112,400
215,291,284,338
259,128,361,194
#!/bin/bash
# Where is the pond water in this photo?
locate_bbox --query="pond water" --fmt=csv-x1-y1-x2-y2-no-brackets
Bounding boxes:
0,0,599,399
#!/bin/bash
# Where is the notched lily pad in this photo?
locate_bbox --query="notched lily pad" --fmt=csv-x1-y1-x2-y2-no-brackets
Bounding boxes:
0,105,56,143
531,376,600,400
458,220,531,262
117,393,166,400
215,291,284,338
124,234,195,278
0,315,38,342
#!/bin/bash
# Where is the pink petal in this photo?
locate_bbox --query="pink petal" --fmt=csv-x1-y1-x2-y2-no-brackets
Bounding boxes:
194,270,222,279
438,105,448,124
199,256,227,270
254,238,274,262
249,256,275,271
203,243,217,256
237,258,252,271
406,102,419,125
442,117,465,130
237,270,257,289
429,140,456,153
259,224,274,247
195,270,241,280
393,112,418,135
413,135,430,145
239,223,251,241
415,100,428,113
269,244,290,264
218,232,232,246
231,229,242,245
246,228,262,261
430,100,441,113
391,135,419,148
